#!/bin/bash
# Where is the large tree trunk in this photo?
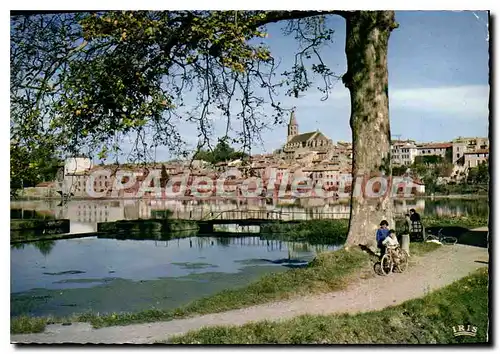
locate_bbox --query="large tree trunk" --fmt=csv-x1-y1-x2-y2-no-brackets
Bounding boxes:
342,11,398,248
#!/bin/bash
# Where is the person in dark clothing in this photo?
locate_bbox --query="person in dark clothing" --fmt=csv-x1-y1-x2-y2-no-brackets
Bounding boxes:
409,209,424,241
409,208,421,222
376,220,390,257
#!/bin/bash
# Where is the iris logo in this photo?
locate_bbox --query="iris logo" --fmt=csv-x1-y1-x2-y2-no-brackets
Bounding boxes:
452,324,478,337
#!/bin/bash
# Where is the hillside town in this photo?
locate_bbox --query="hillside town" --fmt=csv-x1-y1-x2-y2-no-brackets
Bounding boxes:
26,110,488,201
10,11,490,345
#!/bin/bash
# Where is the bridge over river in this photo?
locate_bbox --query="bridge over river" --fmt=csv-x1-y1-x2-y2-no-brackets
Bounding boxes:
153,208,351,223
158,209,351,234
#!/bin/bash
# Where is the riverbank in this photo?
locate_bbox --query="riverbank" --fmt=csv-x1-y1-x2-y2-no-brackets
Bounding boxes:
11,242,441,335
421,194,488,199
394,215,489,232
260,220,348,245
10,219,71,243
10,248,367,334
421,215,488,230
168,267,489,344
97,218,199,235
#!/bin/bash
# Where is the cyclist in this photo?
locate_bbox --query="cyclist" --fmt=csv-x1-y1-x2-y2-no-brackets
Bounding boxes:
382,229,401,264
376,220,390,257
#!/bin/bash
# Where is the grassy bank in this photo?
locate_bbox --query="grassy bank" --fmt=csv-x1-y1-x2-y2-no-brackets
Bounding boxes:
395,215,488,234
11,219,69,231
10,219,71,243
261,220,349,245
408,242,442,257
422,215,488,229
168,267,489,344
11,248,368,333
76,248,369,328
10,242,443,334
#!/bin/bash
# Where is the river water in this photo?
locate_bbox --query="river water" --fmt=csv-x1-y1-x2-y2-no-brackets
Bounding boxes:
10,197,488,318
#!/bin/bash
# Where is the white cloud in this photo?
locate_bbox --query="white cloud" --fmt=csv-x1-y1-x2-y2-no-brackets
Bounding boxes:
389,85,490,118
290,84,489,120
108,84,489,161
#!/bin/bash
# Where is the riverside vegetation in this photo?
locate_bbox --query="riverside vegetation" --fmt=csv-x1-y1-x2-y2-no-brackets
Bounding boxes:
167,268,489,344
10,215,486,335
11,249,368,333
11,243,440,334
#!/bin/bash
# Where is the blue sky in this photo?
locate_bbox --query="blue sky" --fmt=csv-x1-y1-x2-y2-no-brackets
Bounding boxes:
122,10,490,161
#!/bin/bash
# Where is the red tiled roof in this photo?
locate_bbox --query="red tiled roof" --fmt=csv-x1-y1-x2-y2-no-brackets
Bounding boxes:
464,149,489,154
417,143,452,149
393,139,415,143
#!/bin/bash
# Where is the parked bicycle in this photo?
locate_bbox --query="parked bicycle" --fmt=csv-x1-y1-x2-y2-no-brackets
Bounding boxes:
424,227,458,245
380,245,409,276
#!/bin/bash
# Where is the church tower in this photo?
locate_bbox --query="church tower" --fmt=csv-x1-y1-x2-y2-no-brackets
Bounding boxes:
287,108,299,142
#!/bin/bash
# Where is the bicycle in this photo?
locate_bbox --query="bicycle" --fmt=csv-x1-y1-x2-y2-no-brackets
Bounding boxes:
380,246,409,276
424,227,458,245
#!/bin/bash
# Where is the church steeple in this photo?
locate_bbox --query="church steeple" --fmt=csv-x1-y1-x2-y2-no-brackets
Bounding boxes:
287,108,299,142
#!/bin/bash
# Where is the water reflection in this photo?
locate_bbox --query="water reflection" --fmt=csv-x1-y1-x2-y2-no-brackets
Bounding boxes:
10,197,488,238
11,236,338,295
11,240,56,256
11,231,332,259
32,240,56,256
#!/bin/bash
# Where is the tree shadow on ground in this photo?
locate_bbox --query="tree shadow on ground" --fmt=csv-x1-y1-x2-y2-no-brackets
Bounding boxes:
475,260,489,265
357,244,385,276
358,244,378,258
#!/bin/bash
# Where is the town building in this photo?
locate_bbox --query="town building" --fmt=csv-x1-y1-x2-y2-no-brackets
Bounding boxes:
60,157,93,198
462,149,489,169
302,164,341,187
278,110,334,160
452,136,489,165
391,140,418,166
416,142,453,161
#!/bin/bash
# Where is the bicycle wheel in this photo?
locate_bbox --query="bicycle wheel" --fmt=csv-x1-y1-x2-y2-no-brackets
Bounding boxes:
394,249,409,273
380,254,393,276
441,236,458,245
424,228,440,242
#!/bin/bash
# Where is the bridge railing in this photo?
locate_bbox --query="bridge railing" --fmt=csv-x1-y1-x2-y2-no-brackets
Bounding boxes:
199,209,350,221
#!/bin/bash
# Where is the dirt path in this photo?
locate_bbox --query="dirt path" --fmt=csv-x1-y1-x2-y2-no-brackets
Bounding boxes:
11,244,489,344
471,226,489,232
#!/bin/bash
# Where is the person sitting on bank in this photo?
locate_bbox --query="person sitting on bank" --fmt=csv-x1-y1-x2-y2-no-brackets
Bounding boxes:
376,220,390,257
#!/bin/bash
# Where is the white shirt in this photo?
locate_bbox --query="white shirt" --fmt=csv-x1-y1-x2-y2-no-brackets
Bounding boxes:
382,236,399,247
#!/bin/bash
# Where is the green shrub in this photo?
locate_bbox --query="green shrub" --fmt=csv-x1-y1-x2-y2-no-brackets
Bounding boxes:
261,220,348,245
